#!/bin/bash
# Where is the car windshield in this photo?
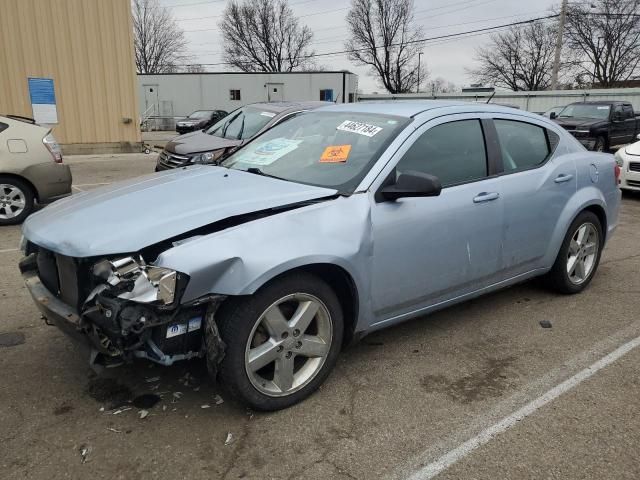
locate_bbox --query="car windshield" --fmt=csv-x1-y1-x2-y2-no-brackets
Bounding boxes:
206,106,275,140
558,104,611,119
188,110,212,119
221,111,409,193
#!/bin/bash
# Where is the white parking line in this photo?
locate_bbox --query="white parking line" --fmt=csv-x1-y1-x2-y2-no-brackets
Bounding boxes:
72,182,111,192
405,334,640,480
0,248,19,253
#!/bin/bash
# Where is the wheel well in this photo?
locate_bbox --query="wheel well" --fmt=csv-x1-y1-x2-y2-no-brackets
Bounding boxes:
583,204,607,237
296,264,359,347
0,173,38,201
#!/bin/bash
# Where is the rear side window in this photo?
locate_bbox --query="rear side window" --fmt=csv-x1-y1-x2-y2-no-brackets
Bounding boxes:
396,119,487,187
494,120,551,172
623,105,634,119
0,122,7,134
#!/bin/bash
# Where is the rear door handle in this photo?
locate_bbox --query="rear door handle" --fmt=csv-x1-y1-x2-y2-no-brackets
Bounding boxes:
473,192,500,203
554,173,574,183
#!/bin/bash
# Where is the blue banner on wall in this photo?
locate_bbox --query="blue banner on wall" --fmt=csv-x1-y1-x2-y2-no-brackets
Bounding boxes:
28,77,58,124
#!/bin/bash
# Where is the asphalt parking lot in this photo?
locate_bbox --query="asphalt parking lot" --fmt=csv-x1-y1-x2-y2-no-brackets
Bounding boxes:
2,154,640,480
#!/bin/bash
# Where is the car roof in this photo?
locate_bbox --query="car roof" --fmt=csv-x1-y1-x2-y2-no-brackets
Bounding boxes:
314,100,536,118
247,101,331,114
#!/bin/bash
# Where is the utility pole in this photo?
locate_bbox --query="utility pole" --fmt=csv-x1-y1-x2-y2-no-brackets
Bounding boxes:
417,52,423,93
551,0,568,91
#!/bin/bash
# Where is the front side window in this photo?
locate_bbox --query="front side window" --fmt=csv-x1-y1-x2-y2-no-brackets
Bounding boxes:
395,120,487,187
623,105,634,119
221,112,409,193
206,107,275,140
494,120,550,172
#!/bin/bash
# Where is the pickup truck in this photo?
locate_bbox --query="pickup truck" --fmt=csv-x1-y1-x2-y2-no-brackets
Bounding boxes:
551,101,640,151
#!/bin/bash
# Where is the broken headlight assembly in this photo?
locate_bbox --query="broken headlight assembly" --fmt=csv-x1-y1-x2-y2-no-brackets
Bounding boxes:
92,256,185,306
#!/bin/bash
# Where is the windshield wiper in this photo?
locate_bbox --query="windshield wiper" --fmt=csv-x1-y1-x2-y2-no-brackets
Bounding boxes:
246,167,284,180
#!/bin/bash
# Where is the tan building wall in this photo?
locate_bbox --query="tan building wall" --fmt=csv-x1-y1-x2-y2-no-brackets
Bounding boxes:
0,0,141,154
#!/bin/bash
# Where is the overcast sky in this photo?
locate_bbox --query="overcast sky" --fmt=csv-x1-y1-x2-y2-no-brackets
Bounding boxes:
160,0,560,92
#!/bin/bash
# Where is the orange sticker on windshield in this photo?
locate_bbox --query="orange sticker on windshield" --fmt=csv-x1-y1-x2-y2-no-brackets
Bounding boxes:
320,145,351,163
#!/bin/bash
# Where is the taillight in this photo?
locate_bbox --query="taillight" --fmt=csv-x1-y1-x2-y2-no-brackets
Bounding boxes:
614,163,621,184
43,133,63,163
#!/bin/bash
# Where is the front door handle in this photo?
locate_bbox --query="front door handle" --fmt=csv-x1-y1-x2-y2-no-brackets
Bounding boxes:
473,192,500,203
554,173,574,183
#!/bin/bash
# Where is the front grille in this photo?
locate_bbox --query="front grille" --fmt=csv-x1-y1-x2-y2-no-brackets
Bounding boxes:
627,180,640,187
35,248,91,309
561,125,575,132
158,150,191,169
629,162,640,172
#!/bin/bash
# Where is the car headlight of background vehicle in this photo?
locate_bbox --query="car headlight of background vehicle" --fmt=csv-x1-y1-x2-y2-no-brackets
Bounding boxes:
191,150,224,164
93,257,184,305
614,149,624,168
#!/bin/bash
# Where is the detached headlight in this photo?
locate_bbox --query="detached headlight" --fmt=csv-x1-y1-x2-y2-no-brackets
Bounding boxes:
192,150,224,164
92,257,183,305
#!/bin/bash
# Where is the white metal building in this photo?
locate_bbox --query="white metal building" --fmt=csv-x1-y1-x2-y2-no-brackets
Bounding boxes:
138,71,358,126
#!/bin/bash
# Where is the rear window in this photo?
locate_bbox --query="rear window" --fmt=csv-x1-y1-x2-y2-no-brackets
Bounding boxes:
494,120,552,172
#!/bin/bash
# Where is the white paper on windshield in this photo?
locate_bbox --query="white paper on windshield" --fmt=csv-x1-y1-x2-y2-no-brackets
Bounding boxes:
261,111,276,117
597,106,609,110
336,120,382,137
235,138,301,166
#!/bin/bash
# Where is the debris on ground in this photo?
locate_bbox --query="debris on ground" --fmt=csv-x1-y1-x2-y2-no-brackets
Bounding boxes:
139,409,149,419
99,407,105,412
86,377,132,410
213,394,224,405
172,392,183,403
132,393,161,409
539,320,553,329
162,405,167,411
224,433,235,446
78,444,91,463
201,404,211,409
112,407,131,415
107,427,122,433
145,376,160,383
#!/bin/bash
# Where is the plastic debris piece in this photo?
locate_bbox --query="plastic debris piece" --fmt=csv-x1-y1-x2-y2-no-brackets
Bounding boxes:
162,405,167,411
139,409,149,419
145,376,161,383
79,444,91,463
224,433,235,446
107,427,122,433
99,407,105,412
172,392,183,403
539,320,553,329
201,404,211,409
193,386,201,392
213,394,224,405
112,407,131,415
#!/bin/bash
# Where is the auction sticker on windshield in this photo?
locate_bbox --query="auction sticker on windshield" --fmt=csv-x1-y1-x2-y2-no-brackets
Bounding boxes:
235,138,301,166
320,145,351,163
336,120,382,137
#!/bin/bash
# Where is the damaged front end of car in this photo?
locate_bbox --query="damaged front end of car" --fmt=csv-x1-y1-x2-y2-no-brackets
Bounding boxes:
19,249,226,371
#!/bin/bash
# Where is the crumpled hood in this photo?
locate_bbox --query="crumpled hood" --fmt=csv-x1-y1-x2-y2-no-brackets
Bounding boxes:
23,166,337,257
553,117,604,130
166,131,241,155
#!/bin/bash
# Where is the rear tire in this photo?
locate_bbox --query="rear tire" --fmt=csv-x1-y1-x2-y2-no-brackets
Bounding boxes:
594,136,607,152
213,272,344,411
546,211,603,294
0,176,35,226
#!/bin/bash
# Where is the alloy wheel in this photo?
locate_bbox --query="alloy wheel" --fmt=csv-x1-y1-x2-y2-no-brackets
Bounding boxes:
244,293,332,397
0,184,27,220
566,223,599,285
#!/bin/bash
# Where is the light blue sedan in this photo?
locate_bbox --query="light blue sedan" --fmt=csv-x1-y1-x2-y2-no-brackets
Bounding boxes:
20,101,621,410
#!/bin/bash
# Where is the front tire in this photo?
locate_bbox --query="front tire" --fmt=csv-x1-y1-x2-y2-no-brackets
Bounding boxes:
214,272,344,411
546,211,602,294
0,176,34,226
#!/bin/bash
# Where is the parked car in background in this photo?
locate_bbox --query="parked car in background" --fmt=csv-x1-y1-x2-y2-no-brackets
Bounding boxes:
542,106,565,119
615,134,640,191
0,115,71,225
156,101,329,170
552,101,640,151
21,101,620,410
176,110,228,135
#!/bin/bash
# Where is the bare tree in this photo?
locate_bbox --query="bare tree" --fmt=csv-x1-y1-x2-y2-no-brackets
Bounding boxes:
564,0,640,88
425,77,458,95
345,0,425,94
469,21,559,91
132,0,189,73
220,0,315,72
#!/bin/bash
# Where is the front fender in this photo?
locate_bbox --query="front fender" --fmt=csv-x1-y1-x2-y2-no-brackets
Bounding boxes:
155,195,374,329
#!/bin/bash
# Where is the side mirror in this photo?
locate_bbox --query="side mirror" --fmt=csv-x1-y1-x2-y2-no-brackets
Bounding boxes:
550,112,557,120
379,171,442,201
